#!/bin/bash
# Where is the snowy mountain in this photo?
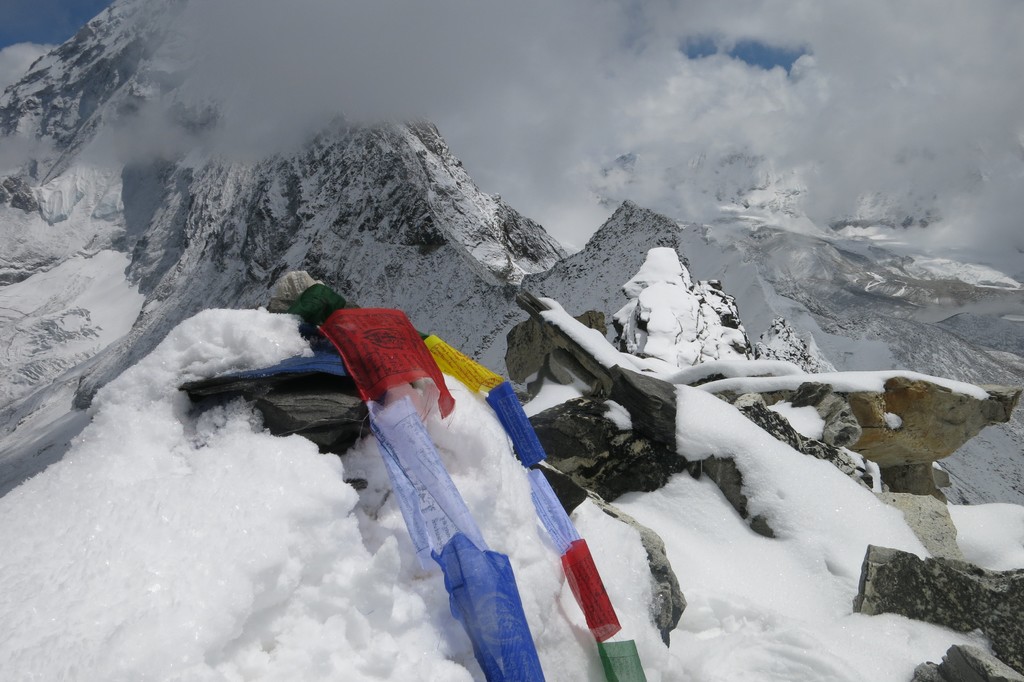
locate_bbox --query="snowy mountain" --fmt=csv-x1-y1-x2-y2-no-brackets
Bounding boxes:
1,2,1023,679
0,0,567,494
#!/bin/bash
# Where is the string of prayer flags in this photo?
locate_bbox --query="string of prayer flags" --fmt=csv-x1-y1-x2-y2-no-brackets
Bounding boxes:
320,308,455,417
560,539,621,642
597,641,648,682
369,397,486,557
435,533,547,682
287,283,349,326
423,334,647,681
527,469,580,556
368,395,545,680
422,336,546,467
423,335,505,393
485,382,547,467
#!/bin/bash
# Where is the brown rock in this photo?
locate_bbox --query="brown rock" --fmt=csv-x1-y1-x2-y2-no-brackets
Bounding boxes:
847,377,1021,467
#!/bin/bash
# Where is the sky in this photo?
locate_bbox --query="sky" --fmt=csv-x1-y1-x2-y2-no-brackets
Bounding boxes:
2,0,1023,260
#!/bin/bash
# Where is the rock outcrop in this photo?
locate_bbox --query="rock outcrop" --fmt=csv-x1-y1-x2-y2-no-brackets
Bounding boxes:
847,377,1021,468
181,373,369,455
506,309,607,390
612,247,752,367
755,317,836,374
854,545,1024,675
913,645,1024,682
529,398,687,502
0,176,39,213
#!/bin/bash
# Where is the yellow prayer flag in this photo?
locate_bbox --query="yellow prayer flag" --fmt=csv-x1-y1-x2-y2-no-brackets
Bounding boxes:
424,335,505,393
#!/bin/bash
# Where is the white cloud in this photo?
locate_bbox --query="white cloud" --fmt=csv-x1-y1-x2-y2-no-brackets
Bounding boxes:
99,0,1024,256
0,42,52,94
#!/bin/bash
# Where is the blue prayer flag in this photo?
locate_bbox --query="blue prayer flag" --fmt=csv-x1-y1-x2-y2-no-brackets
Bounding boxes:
435,533,546,682
486,382,547,467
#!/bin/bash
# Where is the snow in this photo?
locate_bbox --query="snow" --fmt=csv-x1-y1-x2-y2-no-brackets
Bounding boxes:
523,380,584,417
0,308,1013,680
904,256,1022,290
603,400,633,431
949,503,1024,571
0,249,144,411
769,401,825,440
697,370,992,400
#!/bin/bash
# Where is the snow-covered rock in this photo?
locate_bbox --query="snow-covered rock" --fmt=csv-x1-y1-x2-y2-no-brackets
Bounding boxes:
613,247,752,367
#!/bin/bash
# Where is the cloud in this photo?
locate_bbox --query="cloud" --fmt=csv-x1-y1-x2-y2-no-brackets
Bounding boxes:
82,0,1024,258
0,42,52,94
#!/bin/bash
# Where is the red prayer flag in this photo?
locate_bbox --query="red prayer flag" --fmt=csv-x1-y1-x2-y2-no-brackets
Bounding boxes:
320,308,455,417
561,539,622,642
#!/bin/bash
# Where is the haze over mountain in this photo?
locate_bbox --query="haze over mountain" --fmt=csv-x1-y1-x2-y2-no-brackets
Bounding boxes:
3,0,1023,259
1,3,1024,680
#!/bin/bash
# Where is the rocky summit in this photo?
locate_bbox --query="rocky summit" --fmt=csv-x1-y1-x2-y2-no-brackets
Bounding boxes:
1,1,1024,680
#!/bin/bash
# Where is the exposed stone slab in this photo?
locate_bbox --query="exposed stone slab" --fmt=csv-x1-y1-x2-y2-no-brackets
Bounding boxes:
181,374,368,454
529,397,687,502
511,291,614,395
847,377,1021,467
913,645,1024,682
593,497,686,646
876,492,964,561
882,462,947,500
854,545,1024,675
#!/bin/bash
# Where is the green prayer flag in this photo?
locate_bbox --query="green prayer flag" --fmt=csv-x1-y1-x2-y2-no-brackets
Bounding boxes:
286,283,348,326
597,640,647,682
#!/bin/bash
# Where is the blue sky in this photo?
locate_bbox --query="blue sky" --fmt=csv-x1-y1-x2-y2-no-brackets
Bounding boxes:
0,0,112,50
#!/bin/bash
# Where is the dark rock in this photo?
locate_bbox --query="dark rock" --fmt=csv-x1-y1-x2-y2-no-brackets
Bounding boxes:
594,498,686,646
690,455,775,538
509,292,612,395
607,365,678,448
724,381,862,449
882,462,947,500
913,645,1024,682
506,308,606,386
532,462,590,514
0,176,39,213
854,545,1024,675
181,374,368,453
529,397,687,502
731,393,871,487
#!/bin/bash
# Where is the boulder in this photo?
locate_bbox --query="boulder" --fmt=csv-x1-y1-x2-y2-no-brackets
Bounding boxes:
506,307,606,385
612,247,752,366
532,464,686,645
881,462,947,500
875,492,964,560
181,373,368,454
0,176,39,213
731,393,871,487
854,545,1024,675
507,294,611,394
913,645,1024,682
847,377,1021,468
529,397,687,501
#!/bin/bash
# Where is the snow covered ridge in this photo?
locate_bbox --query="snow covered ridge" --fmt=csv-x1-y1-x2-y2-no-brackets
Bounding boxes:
0,308,665,680
3,304,1023,681
613,247,751,367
